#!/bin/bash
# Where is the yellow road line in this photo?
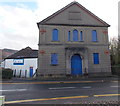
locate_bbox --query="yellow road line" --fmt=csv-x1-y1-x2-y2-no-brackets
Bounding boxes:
64,81,102,83
111,81,118,82
1,82,60,85
4,93,120,104
0,80,103,85
5,95,89,104
94,94,120,97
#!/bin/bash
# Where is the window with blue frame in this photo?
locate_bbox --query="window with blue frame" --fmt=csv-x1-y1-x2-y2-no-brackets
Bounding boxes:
68,31,71,41
73,29,78,41
92,30,97,42
80,31,83,41
13,59,24,65
51,53,58,65
93,53,99,64
52,29,59,41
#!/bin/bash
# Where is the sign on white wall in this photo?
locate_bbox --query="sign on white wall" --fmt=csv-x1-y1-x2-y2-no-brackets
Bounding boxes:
13,59,24,65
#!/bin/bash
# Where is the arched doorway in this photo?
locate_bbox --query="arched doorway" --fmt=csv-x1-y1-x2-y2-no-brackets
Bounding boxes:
71,54,82,75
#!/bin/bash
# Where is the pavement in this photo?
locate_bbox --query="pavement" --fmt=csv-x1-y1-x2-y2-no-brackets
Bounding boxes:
1,76,120,105
2,75,119,82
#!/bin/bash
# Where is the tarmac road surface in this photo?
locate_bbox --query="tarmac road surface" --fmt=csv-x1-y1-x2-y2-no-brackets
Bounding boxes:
1,77,119,104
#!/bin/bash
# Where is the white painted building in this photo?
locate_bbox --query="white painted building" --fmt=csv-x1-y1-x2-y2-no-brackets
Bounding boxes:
2,47,38,78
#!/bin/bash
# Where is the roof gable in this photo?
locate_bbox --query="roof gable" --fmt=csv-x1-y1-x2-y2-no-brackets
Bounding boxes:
37,2,110,27
5,47,38,59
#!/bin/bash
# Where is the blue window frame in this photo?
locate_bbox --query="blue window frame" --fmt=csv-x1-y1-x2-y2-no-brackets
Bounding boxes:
51,53,58,65
52,29,59,41
80,31,83,41
93,53,99,64
68,31,71,41
73,29,78,41
92,30,97,42
13,59,24,65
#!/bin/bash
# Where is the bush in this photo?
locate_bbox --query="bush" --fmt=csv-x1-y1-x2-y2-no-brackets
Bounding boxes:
111,65,120,76
2,68,13,79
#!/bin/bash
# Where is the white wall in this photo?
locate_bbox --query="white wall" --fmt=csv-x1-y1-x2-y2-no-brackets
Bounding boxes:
4,58,37,78
0,61,5,68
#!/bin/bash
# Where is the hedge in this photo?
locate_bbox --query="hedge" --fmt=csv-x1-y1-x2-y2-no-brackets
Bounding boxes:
111,65,120,76
2,68,13,79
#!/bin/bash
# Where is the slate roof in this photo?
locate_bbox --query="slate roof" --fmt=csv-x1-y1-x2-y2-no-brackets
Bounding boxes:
5,47,38,59
37,1,110,27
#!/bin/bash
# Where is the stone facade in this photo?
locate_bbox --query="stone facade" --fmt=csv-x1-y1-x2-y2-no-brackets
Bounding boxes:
37,2,111,77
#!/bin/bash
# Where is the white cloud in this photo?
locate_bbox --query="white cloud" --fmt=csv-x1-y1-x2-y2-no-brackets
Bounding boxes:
0,0,119,50
0,4,38,50
0,0,38,2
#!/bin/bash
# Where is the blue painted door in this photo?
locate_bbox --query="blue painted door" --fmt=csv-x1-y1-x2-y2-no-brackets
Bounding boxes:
30,67,33,77
71,54,82,75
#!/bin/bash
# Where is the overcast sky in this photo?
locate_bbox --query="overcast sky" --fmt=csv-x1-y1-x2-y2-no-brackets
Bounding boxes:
0,0,119,50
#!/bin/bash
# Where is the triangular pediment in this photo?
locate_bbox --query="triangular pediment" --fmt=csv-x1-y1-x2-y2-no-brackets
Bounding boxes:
38,2,109,27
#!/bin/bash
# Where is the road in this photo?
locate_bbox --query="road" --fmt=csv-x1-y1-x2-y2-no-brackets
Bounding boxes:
1,78,120,104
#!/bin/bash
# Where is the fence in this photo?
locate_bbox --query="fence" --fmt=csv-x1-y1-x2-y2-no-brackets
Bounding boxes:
13,69,37,78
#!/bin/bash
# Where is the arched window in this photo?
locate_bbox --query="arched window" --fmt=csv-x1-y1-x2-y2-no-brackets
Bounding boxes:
80,31,83,41
68,31,71,41
73,29,78,41
92,30,97,42
52,29,59,41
